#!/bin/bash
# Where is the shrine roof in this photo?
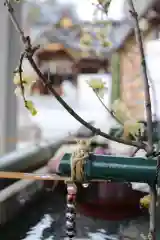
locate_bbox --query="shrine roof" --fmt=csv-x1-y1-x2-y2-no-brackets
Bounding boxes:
33,0,156,59
34,22,113,59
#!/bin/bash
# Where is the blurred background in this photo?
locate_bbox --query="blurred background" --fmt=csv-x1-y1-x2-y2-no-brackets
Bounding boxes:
14,0,114,152
1,0,160,239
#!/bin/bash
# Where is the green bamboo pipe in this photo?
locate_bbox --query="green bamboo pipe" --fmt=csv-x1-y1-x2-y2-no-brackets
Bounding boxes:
58,153,158,184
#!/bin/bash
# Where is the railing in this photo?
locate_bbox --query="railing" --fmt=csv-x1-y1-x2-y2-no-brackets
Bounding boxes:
58,153,158,185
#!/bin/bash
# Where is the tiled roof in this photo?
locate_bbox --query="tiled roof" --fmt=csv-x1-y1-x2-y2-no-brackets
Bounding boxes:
34,21,114,58
33,0,156,58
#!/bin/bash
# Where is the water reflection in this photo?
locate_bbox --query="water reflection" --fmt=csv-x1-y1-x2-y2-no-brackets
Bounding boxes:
0,188,149,240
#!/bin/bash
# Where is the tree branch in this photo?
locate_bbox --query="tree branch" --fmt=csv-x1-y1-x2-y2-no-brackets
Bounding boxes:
128,0,156,238
4,0,146,150
129,1,153,153
93,89,123,126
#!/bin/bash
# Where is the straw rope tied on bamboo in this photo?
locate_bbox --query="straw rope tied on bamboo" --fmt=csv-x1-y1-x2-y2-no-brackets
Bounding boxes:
3,0,160,239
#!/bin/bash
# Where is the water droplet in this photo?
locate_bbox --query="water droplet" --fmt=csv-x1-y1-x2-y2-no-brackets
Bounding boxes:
82,183,89,188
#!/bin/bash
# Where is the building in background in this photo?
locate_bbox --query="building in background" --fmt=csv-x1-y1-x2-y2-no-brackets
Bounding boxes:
31,14,110,95
109,0,159,120
23,0,160,116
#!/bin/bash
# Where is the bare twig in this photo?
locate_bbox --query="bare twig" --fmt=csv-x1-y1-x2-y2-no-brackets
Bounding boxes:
129,1,153,152
128,0,156,239
18,52,26,102
4,0,26,41
97,0,111,16
130,147,140,157
4,0,146,150
14,52,26,102
93,89,123,126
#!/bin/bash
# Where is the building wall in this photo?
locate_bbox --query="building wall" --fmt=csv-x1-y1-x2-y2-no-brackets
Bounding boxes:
32,50,75,95
118,28,155,120
111,52,121,105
